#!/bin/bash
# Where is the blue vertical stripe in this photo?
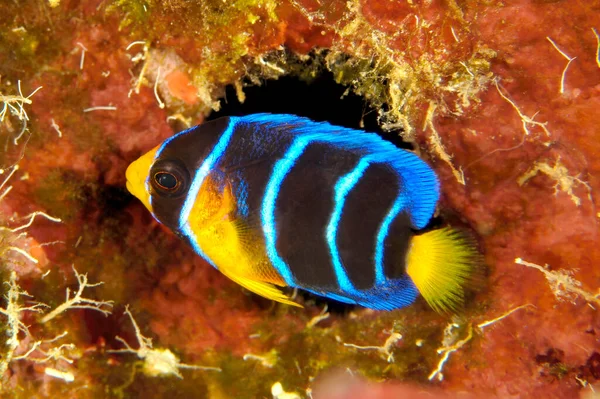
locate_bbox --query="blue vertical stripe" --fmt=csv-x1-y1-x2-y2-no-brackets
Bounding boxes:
178,118,238,268
374,193,408,285
326,158,370,293
261,136,314,286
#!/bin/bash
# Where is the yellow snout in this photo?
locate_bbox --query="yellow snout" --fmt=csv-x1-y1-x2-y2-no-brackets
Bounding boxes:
125,145,160,213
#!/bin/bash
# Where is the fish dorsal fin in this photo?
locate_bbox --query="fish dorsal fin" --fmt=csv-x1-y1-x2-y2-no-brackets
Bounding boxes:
220,267,303,307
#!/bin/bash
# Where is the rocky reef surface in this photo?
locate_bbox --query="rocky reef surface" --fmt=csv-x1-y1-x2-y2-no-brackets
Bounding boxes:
0,1,599,398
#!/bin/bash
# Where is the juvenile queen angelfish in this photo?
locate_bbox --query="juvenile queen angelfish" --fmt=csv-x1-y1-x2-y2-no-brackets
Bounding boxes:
126,114,477,312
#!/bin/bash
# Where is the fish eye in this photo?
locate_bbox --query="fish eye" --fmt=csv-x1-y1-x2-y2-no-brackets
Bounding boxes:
153,172,179,190
150,159,189,198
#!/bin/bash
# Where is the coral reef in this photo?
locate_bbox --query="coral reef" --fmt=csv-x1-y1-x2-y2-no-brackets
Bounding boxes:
1,0,599,398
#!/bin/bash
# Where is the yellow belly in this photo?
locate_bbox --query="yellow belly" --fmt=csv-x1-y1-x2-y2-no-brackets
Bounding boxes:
185,174,300,307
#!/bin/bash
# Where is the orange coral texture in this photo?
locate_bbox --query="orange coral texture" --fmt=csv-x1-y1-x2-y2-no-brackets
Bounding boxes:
3,0,600,398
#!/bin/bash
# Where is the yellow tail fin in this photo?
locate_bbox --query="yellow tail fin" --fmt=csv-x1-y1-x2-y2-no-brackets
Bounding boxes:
406,227,479,313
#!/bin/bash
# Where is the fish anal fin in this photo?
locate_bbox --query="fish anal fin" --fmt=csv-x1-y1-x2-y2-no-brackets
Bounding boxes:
221,269,302,308
195,169,297,307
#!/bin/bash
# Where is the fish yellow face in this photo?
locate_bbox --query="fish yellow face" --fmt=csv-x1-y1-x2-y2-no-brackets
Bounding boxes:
125,145,159,213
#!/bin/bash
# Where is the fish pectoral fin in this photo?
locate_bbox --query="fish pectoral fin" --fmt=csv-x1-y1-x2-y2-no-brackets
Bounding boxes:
221,270,303,308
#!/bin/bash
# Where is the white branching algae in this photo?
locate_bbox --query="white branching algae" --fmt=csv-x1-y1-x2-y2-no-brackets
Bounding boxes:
41,265,114,323
110,306,221,378
76,42,88,71
516,258,600,306
494,80,550,137
546,37,577,95
243,349,278,368
0,271,49,380
83,105,117,112
423,101,465,185
428,322,473,382
428,304,533,381
592,28,600,69
341,331,403,363
305,304,330,328
0,80,43,144
0,159,109,387
0,265,113,387
518,157,592,207
126,41,151,98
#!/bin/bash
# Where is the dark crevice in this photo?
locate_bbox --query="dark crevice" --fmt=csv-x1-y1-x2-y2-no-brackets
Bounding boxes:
208,71,412,151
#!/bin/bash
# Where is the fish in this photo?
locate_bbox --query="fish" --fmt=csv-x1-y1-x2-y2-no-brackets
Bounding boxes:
125,114,478,312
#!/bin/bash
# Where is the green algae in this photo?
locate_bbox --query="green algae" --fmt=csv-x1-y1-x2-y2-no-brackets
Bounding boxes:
33,169,89,222
108,0,282,109
105,0,495,142
0,2,75,81
107,0,152,28
0,261,12,367
197,306,449,398
110,0,278,33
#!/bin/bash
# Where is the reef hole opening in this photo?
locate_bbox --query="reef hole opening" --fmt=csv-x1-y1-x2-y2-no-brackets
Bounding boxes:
207,71,412,151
